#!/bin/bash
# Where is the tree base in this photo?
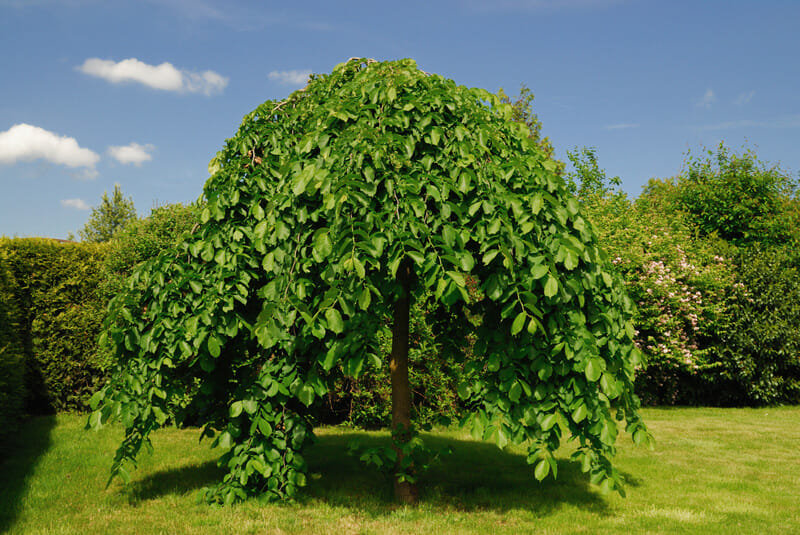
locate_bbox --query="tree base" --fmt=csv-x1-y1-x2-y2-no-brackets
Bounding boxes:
394,479,419,504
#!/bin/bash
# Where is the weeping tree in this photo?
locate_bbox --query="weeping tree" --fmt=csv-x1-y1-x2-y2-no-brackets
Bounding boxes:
88,58,650,505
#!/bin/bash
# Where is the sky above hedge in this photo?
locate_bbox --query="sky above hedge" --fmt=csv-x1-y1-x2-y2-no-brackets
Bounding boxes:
1,0,798,239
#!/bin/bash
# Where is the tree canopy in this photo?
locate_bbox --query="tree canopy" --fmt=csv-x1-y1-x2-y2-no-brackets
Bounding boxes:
89,58,650,505
79,184,137,243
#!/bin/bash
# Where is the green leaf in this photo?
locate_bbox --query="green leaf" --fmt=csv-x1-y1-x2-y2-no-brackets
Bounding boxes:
531,264,549,280
496,425,509,449
457,170,471,193
541,413,557,431
406,250,425,265
585,359,602,382
572,404,588,423
320,347,337,371
352,256,366,278
534,458,550,481
530,194,543,215
230,401,243,418
313,230,333,260
207,335,221,358
459,252,475,272
250,458,268,477
447,270,465,288
487,352,501,372
482,249,499,265
218,431,233,449
358,287,372,310
508,380,522,403
442,225,456,247
527,317,539,335
325,308,344,334
298,384,315,407
430,126,442,145
511,311,526,336
117,465,132,485
544,275,559,298
243,399,258,415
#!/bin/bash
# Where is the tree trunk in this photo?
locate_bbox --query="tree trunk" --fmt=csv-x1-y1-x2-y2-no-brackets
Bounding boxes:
390,257,418,504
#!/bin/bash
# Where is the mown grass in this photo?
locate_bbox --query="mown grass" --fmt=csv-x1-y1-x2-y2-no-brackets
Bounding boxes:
1,407,798,534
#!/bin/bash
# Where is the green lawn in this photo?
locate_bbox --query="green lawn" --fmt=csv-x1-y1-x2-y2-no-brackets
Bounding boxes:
1,407,798,534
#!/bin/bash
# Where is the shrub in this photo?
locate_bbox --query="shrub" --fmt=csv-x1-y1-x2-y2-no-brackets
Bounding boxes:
567,149,736,405
0,238,109,413
0,250,25,449
718,247,800,405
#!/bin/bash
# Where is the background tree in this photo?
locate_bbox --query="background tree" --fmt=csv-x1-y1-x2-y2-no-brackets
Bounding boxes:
79,184,137,243
672,142,799,248
565,146,622,200
499,84,565,176
89,58,650,505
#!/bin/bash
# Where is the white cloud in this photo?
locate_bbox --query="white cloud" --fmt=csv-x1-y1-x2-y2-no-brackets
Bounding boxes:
604,123,640,130
734,90,756,106
697,89,716,109
108,143,155,166
268,70,311,86
0,124,100,174
61,198,89,210
78,57,228,95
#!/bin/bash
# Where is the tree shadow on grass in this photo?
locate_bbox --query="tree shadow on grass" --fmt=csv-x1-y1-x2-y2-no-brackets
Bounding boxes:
0,415,56,533
124,430,625,516
125,460,226,503
302,432,613,516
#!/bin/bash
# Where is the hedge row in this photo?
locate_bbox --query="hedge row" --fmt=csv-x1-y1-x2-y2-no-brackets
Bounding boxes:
0,250,25,449
0,238,109,415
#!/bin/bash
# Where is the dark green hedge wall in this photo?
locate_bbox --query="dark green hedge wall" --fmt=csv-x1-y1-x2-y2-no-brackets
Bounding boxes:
0,250,25,449
0,238,109,413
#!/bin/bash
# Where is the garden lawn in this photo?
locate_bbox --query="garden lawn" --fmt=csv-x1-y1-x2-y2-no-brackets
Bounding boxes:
1,407,798,534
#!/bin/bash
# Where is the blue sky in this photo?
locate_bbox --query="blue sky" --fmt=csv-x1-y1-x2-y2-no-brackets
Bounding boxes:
1,0,798,239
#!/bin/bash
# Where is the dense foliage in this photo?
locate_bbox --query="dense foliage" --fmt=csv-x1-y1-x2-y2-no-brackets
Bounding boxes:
672,143,799,247
89,58,649,505
0,238,109,413
100,202,200,301
0,250,25,451
569,144,800,406
719,247,800,404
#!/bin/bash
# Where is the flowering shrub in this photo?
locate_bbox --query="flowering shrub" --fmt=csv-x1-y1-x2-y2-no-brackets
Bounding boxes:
585,192,733,403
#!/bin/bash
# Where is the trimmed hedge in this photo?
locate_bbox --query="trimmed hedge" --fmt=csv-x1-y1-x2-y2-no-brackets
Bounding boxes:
0,250,25,449
0,238,109,413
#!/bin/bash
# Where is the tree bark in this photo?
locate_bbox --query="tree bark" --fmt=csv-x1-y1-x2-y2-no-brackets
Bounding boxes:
390,257,418,504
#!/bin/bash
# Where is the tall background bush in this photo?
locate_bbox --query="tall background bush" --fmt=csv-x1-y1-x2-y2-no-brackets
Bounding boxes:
568,143,800,406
